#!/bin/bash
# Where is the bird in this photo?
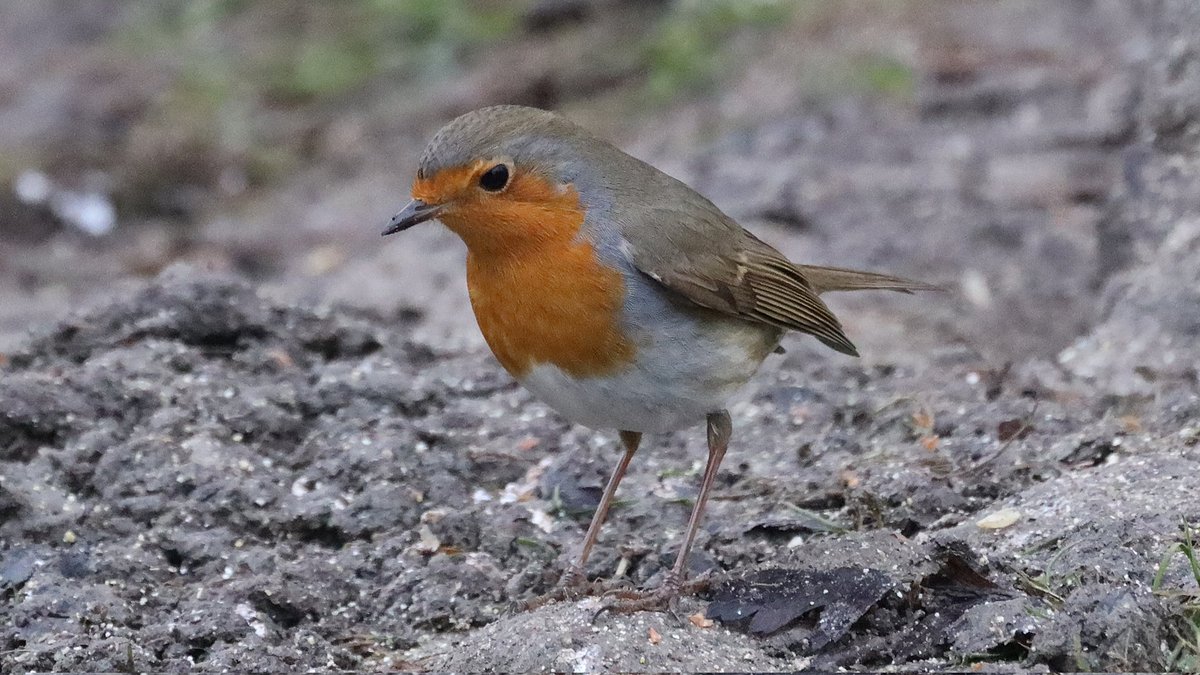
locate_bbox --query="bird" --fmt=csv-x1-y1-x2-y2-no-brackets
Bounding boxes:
383,105,935,611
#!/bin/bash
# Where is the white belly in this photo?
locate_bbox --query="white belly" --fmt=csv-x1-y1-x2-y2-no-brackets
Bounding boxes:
517,315,778,433
519,364,720,433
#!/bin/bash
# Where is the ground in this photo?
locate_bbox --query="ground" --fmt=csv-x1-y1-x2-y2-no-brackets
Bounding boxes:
2,1,1200,672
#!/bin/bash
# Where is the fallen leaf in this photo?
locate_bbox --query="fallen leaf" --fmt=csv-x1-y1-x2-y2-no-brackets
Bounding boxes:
689,612,714,628
976,508,1020,530
919,435,940,451
750,505,850,535
516,436,541,451
707,567,891,649
1062,439,1117,467
647,627,662,645
911,410,934,430
931,544,997,590
997,418,1031,441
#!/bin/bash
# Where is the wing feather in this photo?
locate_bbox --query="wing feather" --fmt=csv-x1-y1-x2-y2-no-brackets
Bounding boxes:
606,162,930,358
618,204,860,356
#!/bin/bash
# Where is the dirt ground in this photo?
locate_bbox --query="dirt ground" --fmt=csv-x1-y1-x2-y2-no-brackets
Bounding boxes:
2,1,1200,672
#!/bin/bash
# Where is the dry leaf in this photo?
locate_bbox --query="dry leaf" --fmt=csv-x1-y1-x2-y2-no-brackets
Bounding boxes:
516,436,541,451
919,435,940,451
997,418,1031,441
707,567,890,644
976,508,1020,530
688,612,714,628
647,627,662,645
911,410,934,430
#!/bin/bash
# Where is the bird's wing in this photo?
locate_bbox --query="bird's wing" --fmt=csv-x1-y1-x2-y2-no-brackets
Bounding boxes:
618,201,860,356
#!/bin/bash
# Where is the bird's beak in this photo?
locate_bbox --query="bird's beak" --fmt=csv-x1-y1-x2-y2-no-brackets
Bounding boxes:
382,199,444,236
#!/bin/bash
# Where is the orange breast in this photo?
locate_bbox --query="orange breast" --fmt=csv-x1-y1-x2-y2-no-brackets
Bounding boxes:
415,167,637,378
467,239,636,378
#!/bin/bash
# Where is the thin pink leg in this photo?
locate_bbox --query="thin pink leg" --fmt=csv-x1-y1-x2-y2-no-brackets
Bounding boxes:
562,430,641,584
666,410,731,585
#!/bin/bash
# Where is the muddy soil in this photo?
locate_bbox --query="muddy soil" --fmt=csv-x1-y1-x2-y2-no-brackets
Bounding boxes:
3,0,1200,672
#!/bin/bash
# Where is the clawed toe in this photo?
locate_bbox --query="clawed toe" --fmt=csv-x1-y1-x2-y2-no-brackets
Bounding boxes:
599,586,680,615
594,572,690,617
519,570,633,611
594,572,714,618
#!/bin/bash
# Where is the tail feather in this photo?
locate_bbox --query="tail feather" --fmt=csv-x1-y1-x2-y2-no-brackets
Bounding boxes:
797,264,942,295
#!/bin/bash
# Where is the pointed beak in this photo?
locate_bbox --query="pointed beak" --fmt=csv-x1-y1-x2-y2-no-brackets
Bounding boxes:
382,199,444,236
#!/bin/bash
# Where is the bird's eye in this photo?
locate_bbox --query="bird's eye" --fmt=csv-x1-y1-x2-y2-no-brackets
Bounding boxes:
479,163,509,192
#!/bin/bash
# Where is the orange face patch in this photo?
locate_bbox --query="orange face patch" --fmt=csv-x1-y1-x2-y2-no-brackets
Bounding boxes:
415,163,636,378
412,160,579,257
411,163,479,205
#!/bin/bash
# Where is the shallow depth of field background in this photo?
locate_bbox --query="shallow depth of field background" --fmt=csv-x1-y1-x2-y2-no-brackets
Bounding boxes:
0,0,1119,358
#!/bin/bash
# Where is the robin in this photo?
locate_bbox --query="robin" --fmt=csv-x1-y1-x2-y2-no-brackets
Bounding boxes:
383,105,934,610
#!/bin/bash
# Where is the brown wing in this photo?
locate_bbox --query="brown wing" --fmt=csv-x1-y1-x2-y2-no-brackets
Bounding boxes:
794,264,942,295
620,204,860,356
602,146,937,357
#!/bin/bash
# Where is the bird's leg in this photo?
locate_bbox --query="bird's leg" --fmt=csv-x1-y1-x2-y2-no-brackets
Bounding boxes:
667,411,731,585
561,430,641,586
604,410,731,614
521,430,640,610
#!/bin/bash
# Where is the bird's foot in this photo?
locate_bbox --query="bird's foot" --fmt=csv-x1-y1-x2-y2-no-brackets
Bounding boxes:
518,567,631,612
601,584,680,615
597,572,712,616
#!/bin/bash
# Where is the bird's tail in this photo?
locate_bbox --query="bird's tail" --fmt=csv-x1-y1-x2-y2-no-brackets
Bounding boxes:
797,264,942,295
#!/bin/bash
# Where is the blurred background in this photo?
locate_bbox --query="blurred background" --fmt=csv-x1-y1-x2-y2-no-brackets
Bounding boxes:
0,0,1149,368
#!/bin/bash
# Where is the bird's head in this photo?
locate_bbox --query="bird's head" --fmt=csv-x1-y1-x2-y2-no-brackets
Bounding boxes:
383,105,601,257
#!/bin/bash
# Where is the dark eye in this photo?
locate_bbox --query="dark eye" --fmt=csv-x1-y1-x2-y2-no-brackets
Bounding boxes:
479,164,509,191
